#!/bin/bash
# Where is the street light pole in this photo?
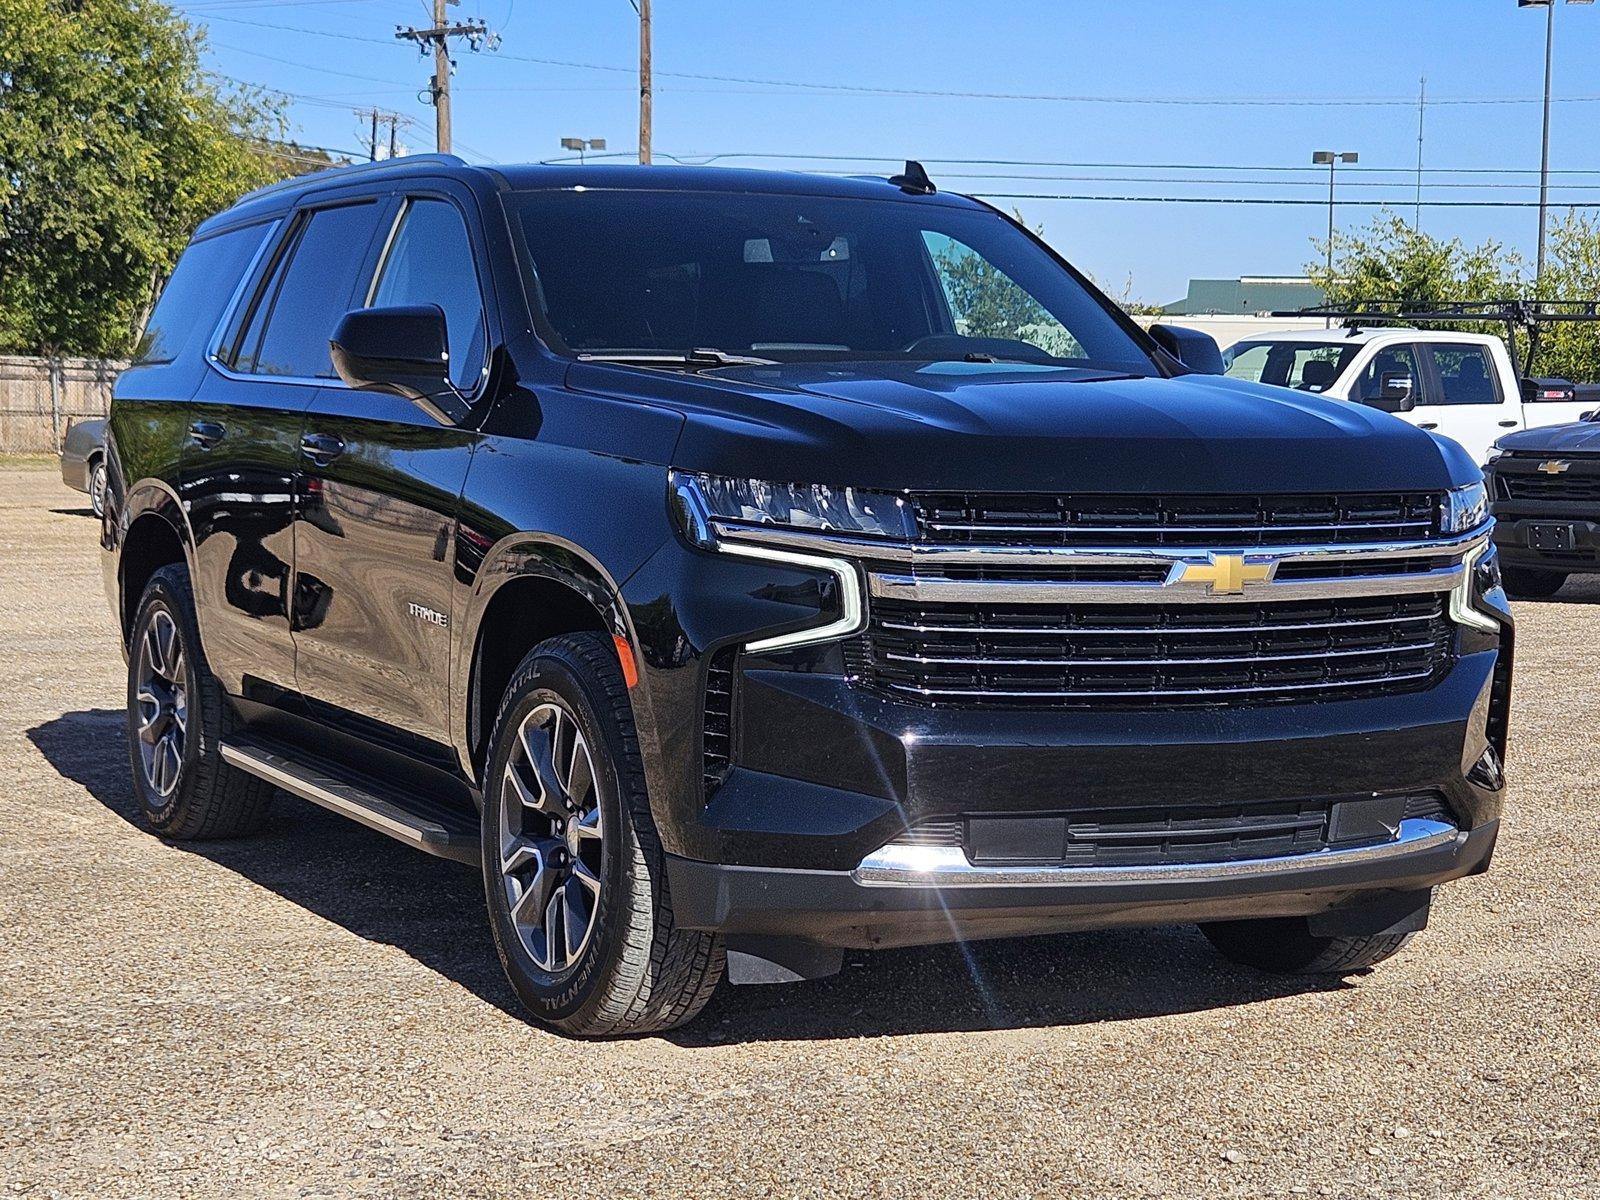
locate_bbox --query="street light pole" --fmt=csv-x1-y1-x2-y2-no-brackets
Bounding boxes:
1313,150,1359,325
1521,0,1594,285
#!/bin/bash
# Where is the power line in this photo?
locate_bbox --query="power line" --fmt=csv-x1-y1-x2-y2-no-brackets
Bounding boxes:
191,13,1600,108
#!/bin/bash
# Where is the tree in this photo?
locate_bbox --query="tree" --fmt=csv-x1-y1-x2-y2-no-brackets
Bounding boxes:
1532,211,1600,385
1306,212,1522,317
0,0,290,356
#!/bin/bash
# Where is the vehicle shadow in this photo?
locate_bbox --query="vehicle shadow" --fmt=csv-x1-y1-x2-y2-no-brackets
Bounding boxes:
31,708,1350,1043
48,507,97,519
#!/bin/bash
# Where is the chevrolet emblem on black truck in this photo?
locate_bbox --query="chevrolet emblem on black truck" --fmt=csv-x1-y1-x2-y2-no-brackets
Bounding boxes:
102,155,1511,1036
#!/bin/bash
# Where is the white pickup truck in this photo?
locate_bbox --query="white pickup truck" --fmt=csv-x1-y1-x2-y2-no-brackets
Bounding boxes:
1221,327,1594,464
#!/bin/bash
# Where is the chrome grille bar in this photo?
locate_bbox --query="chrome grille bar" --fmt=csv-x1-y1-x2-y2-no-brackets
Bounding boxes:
882,641,1441,668
878,612,1437,636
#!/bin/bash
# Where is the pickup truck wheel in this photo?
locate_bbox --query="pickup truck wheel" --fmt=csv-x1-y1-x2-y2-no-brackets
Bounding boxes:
1200,917,1414,975
126,565,274,839
1501,566,1567,598
482,632,724,1037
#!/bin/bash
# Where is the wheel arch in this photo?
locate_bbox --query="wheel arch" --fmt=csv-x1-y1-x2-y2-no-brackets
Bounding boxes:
456,533,643,785
117,482,195,645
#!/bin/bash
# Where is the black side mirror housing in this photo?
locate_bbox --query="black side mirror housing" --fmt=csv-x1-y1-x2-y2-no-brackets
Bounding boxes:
1147,323,1225,375
1365,371,1417,413
330,305,470,425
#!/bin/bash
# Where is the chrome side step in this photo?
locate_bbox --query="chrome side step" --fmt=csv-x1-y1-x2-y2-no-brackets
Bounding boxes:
220,738,480,865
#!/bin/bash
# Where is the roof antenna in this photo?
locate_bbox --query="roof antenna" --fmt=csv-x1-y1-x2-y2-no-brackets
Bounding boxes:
888,160,936,195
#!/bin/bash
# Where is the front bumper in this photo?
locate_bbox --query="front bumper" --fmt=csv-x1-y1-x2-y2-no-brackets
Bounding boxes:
668,819,1498,951
1492,511,1600,572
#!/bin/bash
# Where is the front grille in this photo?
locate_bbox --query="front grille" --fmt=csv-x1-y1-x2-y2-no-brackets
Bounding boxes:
889,791,1455,868
853,593,1453,708
1495,465,1600,504
912,491,1443,547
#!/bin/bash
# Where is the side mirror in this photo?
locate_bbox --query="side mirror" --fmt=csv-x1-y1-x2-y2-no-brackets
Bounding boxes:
330,305,470,425
1147,323,1225,375
1365,371,1417,413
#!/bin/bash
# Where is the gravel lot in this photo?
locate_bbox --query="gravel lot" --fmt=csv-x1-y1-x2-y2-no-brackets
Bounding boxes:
3,461,1598,1199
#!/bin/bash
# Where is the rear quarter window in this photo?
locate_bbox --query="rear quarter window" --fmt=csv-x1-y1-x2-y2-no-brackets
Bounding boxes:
134,223,273,365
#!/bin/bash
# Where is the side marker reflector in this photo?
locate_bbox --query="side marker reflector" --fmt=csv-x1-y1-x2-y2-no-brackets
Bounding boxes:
613,634,639,688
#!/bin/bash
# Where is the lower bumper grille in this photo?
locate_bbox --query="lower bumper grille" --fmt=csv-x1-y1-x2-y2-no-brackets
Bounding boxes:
852,594,1454,708
890,792,1455,869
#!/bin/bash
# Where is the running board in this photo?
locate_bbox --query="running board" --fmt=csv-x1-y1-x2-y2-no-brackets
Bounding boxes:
220,738,481,865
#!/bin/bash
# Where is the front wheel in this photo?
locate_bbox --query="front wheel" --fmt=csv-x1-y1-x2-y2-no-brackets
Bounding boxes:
1200,916,1414,975
1502,566,1567,598
481,632,724,1037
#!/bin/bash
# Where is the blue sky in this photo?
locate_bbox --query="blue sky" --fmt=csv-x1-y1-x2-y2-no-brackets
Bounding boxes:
176,0,1600,305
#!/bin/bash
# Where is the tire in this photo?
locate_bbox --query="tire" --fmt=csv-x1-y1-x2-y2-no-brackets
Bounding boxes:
126,564,274,839
88,457,107,519
481,632,724,1037
1502,566,1567,599
1200,916,1414,975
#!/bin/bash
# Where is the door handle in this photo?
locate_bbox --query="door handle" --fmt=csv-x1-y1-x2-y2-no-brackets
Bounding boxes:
1498,419,1520,427
1418,422,1439,430
188,420,225,449
299,432,346,465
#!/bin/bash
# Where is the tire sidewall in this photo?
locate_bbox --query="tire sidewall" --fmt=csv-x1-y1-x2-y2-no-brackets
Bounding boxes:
127,572,204,829
481,648,638,1024
89,459,107,518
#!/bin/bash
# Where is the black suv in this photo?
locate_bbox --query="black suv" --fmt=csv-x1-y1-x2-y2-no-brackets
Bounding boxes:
104,156,1512,1035
1485,413,1600,596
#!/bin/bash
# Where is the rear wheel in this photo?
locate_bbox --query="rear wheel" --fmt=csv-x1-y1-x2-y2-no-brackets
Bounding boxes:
126,564,273,838
1502,566,1567,598
1201,916,1414,974
482,632,724,1036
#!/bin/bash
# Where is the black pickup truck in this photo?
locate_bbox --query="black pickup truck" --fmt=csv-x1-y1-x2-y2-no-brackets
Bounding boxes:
103,156,1512,1035
1486,411,1600,595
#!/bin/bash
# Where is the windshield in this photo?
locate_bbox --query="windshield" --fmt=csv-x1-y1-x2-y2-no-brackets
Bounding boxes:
1223,340,1359,393
506,188,1155,374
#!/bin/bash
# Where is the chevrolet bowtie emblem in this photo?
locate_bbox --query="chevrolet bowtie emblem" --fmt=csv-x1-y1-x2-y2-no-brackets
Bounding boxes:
1177,553,1276,595
1538,460,1572,475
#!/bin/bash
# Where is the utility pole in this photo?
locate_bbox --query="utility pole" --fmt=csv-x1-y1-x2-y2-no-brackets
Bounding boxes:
638,0,652,164
1538,0,1554,281
396,0,498,155
355,107,408,162
1414,76,1426,231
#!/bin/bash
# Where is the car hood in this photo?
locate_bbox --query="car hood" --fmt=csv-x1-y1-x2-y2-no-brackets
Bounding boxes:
568,359,1476,493
1495,419,1600,455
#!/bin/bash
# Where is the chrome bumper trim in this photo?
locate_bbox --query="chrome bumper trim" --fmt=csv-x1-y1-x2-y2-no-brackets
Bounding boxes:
851,818,1460,888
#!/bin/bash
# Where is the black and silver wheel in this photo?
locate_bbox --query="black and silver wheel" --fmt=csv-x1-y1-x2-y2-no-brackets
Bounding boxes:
126,564,273,839
1502,565,1567,599
1201,916,1414,975
482,632,724,1037
498,701,606,974
88,457,107,518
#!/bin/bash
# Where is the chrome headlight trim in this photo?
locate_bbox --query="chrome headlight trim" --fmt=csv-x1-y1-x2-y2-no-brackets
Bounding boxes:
716,540,866,653
1450,540,1502,634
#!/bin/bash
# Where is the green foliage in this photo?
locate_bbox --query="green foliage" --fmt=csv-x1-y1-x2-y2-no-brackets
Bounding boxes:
0,0,289,355
1534,212,1600,384
1306,212,1522,325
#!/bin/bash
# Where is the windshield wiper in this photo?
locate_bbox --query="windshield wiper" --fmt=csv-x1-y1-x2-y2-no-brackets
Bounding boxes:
577,348,778,371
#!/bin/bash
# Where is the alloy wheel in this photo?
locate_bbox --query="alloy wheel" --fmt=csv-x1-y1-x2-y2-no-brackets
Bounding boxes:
499,700,605,974
90,461,107,518
135,610,188,798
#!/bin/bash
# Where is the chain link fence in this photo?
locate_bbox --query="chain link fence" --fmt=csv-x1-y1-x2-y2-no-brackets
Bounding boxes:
0,356,125,454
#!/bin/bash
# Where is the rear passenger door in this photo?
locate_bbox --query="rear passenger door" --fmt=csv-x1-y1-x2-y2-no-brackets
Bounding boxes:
1417,342,1517,464
184,197,387,694
291,189,486,738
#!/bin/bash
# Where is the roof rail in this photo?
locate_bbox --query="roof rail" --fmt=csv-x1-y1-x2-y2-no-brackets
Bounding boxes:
234,153,469,206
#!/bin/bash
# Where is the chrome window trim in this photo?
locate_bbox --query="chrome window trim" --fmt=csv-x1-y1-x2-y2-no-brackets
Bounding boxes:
852,818,1460,888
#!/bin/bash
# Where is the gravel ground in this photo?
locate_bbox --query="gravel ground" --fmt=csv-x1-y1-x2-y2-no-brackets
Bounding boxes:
3,462,1598,1199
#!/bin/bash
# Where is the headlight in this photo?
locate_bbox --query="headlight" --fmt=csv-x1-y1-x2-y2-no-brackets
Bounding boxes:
1442,481,1489,534
1485,442,1506,464
671,471,916,546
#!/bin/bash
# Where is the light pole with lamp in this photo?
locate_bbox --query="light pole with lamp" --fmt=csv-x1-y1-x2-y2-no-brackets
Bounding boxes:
560,137,607,164
1313,150,1359,324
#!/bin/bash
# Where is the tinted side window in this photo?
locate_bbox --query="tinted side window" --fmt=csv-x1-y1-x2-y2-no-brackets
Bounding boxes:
135,223,271,365
370,198,486,389
240,202,381,379
1428,344,1500,406
1356,345,1420,402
